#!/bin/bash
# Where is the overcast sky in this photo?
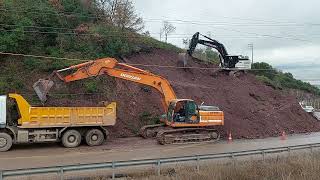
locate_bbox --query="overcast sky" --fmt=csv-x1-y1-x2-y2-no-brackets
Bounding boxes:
132,0,320,85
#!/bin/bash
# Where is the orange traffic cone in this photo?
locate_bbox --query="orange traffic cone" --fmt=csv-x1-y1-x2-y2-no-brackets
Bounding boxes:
228,132,233,143
280,131,287,140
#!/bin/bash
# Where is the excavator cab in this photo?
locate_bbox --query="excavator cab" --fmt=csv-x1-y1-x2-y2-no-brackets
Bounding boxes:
166,100,199,124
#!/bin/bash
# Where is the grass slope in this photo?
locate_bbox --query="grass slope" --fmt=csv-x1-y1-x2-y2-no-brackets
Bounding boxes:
93,152,320,180
0,0,182,97
252,62,320,96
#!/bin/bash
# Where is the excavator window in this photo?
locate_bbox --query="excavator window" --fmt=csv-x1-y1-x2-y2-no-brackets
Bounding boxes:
172,101,198,123
173,101,185,123
185,101,198,123
167,102,175,122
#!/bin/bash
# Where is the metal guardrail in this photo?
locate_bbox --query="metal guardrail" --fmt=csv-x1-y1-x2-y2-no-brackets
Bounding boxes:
1,143,320,180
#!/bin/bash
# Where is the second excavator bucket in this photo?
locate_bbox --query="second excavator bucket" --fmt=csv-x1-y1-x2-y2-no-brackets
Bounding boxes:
33,79,54,103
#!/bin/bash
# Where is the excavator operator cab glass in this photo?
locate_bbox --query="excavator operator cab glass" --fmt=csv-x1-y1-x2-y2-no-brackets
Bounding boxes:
167,102,175,122
184,101,198,123
170,100,197,123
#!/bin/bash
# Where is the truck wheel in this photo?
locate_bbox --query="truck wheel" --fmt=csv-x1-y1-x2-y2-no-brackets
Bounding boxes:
85,129,104,146
0,133,13,152
62,130,81,148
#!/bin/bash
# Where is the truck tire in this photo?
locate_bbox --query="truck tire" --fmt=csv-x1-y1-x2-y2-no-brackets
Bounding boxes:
85,129,104,146
0,133,13,152
62,130,81,148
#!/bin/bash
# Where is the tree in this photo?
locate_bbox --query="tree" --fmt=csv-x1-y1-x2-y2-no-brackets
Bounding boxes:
205,47,219,63
251,62,277,80
182,38,190,49
94,0,144,31
161,21,176,43
142,31,151,37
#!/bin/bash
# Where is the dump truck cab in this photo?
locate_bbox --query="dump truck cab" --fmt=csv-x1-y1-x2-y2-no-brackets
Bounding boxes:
0,95,6,128
0,95,15,151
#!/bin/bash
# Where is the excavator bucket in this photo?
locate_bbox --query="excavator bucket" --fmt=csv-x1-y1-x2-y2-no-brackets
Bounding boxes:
33,79,54,103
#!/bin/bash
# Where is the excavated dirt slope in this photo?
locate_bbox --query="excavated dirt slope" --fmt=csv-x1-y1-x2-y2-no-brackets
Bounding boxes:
44,49,320,139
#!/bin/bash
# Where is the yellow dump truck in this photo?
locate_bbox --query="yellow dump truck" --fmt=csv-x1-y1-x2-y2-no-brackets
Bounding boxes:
0,94,116,151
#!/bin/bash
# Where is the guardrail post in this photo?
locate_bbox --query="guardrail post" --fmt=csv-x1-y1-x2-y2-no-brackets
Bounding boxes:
230,153,234,160
112,161,115,180
0,171,3,180
262,150,265,161
157,160,161,176
310,145,313,153
287,147,291,156
59,168,64,180
196,156,200,173
231,153,236,166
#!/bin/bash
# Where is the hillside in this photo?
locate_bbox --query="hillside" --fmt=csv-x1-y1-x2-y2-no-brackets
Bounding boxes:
2,49,320,139
252,62,320,96
0,0,181,95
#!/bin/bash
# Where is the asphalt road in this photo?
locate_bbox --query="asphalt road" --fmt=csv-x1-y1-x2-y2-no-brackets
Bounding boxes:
1,132,320,170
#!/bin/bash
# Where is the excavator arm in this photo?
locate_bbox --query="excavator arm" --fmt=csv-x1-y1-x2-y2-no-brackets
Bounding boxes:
34,58,177,110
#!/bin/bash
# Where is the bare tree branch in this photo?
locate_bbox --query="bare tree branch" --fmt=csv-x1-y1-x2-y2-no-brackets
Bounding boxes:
161,21,176,42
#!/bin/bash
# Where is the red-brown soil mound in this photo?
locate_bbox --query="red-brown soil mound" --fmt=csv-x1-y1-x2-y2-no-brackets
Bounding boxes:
44,49,320,139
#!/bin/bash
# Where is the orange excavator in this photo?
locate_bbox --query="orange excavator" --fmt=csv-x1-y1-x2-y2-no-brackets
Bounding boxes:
33,58,224,144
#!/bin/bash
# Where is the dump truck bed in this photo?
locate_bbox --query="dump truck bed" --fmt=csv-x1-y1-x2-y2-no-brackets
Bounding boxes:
9,94,116,128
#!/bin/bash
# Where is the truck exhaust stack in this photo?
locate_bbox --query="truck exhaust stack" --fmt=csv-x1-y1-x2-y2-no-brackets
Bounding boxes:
33,79,54,103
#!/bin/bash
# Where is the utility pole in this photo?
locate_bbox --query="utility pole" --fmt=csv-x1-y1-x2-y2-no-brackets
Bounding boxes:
248,43,254,64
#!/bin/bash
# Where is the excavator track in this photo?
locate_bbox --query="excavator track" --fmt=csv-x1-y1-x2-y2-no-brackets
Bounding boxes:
139,124,166,138
156,128,220,145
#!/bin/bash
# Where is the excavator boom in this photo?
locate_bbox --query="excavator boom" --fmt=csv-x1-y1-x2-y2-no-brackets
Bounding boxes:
33,58,176,110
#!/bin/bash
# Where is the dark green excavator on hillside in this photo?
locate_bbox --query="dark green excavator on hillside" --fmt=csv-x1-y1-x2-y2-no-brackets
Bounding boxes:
181,32,251,70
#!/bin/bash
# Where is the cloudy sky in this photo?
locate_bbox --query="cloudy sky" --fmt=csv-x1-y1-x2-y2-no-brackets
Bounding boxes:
132,0,320,85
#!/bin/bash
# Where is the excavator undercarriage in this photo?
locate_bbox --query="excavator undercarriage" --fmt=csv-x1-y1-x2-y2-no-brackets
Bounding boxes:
156,128,219,145
140,124,220,145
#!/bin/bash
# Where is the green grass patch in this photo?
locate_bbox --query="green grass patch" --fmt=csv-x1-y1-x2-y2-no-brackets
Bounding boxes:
252,62,320,95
